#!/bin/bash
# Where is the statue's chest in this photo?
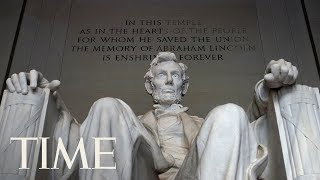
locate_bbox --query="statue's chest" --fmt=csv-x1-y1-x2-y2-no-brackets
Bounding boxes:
157,115,189,167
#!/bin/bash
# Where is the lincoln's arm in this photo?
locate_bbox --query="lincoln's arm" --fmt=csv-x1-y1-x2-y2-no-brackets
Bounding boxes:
247,80,269,121
247,59,298,122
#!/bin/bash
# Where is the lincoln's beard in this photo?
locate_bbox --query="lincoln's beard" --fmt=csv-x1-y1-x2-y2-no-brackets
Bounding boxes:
152,88,182,105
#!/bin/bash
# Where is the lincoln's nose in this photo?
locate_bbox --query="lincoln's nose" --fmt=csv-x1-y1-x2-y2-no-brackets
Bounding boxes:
165,74,173,85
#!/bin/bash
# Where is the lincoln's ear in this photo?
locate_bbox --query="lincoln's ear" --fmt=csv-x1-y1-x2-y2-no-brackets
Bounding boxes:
182,80,189,95
145,81,153,94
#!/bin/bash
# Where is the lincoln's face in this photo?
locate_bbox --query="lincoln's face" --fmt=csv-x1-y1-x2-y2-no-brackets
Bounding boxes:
151,61,184,105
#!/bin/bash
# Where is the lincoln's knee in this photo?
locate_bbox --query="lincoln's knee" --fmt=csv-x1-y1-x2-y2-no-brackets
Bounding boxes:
207,103,245,117
92,97,124,113
222,103,245,114
205,103,247,126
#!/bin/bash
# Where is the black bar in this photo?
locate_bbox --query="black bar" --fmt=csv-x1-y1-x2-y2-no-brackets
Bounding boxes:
300,0,320,80
0,0,27,99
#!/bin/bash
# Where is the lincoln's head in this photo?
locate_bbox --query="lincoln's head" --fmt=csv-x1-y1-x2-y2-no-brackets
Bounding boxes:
144,52,189,105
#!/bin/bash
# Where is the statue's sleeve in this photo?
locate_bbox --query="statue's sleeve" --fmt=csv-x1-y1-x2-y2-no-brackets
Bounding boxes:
247,79,268,122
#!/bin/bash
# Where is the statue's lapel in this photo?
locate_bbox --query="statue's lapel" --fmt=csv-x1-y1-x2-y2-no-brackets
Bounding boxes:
179,112,200,146
139,110,160,145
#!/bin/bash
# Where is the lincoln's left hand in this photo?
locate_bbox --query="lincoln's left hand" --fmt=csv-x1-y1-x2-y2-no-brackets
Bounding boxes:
263,59,298,89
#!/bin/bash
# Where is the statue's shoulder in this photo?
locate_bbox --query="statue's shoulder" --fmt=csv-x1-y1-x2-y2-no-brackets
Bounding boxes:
138,110,157,128
138,110,154,121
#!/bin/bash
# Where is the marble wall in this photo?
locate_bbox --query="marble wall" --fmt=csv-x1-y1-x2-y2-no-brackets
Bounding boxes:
0,0,319,121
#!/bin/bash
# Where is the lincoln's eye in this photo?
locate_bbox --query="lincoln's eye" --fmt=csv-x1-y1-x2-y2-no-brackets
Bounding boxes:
158,73,166,78
172,74,179,78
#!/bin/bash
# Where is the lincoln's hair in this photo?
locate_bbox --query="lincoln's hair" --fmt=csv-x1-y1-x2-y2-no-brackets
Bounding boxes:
144,52,189,84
